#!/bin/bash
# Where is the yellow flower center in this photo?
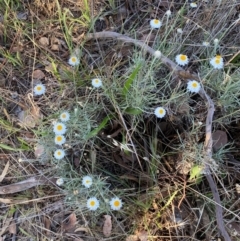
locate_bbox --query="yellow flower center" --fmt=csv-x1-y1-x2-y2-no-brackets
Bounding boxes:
57,125,63,131
71,57,76,62
215,59,220,64
180,55,187,61
56,136,62,141
57,151,61,156
114,200,120,207
86,180,90,183
62,114,66,118
216,55,221,59
192,82,198,88
154,19,159,24
158,109,164,114
95,79,99,83
37,86,42,91
90,201,95,206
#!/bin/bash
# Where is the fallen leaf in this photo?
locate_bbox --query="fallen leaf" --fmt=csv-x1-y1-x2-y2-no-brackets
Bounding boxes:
33,69,45,79
51,37,61,51
17,101,42,128
103,215,112,237
9,220,17,234
62,213,77,232
227,221,240,236
189,165,203,181
125,235,139,241
212,130,228,152
51,44,59,51
43,216,51,236
12,43,24,52
39,37,49,46
0,161,9,182
137,230,148,241
34,144,45,158
18,110,36,128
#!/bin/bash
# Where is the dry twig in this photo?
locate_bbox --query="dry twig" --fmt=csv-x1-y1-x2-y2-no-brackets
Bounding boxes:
0,176,57,194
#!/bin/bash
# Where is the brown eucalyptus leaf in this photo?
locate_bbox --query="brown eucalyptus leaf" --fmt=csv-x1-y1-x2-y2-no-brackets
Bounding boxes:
62,213,77,232
34,144,45,158
33,69,45,79
18,110,36,128
138,230,148,241
125,235,139,241
227,221,240,236
39,37,49,46
103,215,112,237
51,44,59,51
9,220,17,234
212,130,228,152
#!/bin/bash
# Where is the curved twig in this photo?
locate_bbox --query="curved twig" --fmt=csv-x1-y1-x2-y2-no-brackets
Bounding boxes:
85,31,231,241
86,31,182,72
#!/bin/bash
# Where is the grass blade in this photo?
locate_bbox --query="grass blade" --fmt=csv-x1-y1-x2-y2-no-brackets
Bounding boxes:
86,115,113,139
122,63,142,97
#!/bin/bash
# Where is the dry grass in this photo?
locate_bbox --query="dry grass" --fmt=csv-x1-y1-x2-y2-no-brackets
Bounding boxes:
0,0,240,240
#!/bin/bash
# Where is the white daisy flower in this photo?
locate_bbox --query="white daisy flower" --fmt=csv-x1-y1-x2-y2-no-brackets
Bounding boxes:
60,112,70,122
177,28,183,34
68,55,80,66
54,149,65,160
187,80,201,93
175,54,189,66
154,107,166,118
190,2,197,8
154,50,162,58
166,10,171,16
53,122,67,135
33,83,46,96
82,175,93,188
54,135,66,145
87,197,100,211
202,41,210,47
56,178,64,186
150,19,162,29
92,78,102,88
109,197,123,211
210,55,224,69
